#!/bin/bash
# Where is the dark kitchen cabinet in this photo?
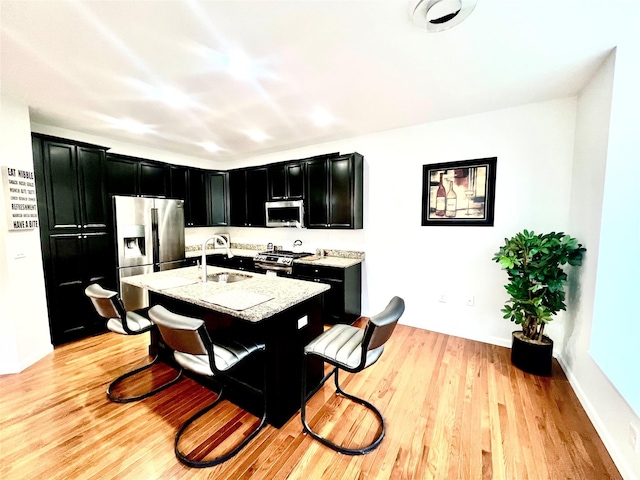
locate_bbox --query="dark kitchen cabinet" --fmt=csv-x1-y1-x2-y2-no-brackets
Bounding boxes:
206,254,256,272
46,232,112,344
38,138,108,231
268,161,304,201
305,153,363,229
292,262,362,324
185,168,208,227
32,134,113,345
168,166,215,227
229,167,268,227
105,154,168,197
207,171,229,226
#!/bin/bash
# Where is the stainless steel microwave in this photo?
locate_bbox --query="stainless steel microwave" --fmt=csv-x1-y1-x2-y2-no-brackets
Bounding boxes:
265,200,304,228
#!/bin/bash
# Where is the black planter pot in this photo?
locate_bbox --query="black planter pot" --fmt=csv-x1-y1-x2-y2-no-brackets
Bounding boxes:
511,331,553,376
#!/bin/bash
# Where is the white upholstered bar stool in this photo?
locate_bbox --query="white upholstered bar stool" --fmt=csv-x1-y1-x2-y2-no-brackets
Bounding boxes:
148,305,267,468
301,296,405,455
84,283,183,403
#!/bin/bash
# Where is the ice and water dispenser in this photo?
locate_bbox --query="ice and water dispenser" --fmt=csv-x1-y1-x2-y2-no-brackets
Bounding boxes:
121,225,146,259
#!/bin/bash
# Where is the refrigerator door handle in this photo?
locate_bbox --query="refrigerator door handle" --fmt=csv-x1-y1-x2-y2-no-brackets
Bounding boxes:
151,207,160,269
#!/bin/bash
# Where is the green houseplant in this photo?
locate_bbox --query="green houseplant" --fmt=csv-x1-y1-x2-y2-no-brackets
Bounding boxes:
493,230,585,375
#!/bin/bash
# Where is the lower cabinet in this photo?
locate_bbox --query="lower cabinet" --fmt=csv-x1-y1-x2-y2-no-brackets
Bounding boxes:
44,232,114,345
206,254,257,272
292,263,362,324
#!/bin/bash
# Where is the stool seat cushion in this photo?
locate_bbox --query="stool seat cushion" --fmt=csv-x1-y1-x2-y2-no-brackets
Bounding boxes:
107,311,152,335
305,324,384,370
174,337,265,375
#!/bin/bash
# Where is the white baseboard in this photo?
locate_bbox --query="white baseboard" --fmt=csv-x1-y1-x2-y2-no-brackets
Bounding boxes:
556,355,637,480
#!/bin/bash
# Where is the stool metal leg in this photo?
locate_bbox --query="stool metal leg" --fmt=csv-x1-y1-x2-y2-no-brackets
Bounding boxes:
107,354,183,404
174,362,268,468
301,356,386,455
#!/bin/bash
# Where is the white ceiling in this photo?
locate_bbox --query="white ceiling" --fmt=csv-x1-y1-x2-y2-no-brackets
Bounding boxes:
1,0,636,162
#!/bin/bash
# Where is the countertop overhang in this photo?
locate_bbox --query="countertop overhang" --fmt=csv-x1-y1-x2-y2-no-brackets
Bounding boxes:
121,266,330,322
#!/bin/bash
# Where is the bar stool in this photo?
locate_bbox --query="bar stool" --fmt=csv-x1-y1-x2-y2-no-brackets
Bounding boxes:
301,296,405,455
85,283,183,403
148,305,267,468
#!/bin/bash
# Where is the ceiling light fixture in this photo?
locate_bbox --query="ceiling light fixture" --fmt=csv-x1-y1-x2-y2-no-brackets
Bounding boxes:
108,118,153,134
160,86,190,109
245,129,269,142
310,108,334,127
200,141,223,153
411,0,477,32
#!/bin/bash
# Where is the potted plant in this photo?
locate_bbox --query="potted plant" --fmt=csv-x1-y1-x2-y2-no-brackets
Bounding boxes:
492,230,586,376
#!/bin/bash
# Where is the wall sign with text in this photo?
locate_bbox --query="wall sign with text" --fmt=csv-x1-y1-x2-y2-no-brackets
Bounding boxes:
2,166,39,230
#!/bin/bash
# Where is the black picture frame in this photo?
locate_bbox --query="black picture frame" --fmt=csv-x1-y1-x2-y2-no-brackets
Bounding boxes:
421,157,497,226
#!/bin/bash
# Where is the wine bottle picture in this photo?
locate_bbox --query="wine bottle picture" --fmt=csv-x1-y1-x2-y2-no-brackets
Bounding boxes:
445,180,457,217
435,172,446,216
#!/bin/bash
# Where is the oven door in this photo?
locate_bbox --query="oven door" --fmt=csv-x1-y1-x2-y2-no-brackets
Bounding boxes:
254,261,293,276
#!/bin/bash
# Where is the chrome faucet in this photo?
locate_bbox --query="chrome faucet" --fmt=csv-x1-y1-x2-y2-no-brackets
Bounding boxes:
201,235,233,283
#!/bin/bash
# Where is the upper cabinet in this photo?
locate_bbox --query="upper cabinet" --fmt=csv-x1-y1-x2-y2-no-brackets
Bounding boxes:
34,135,109,232
268,161,304,201
229,167,268,227
305,153,363,229
207,171,229,226
105,153,168,197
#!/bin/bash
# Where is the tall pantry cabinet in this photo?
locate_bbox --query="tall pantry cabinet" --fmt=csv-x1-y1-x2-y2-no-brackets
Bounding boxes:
32,134,113,345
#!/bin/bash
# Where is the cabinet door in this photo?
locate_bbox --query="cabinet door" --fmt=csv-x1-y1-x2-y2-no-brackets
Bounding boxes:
208,172,228,226
328,155,352,227
105,155,137,195
286,162,304,199
139,162,167,196
268,164,287,200
42,141,81,231
229,170,248,226
246,167,268,227
83,232,114,286
168,166,188,201
186,169,208,227
305,159,329,228
77,147,108,229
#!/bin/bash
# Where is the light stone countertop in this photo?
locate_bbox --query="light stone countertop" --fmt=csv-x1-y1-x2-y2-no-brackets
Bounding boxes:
185,246,363,268
120,265,329,323
185,248,259,259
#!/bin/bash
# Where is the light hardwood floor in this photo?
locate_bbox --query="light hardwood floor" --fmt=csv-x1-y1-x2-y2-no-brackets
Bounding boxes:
0,322,621,479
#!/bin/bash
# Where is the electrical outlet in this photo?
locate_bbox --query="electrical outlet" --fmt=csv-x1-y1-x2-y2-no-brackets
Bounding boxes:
465,295,475,307
630,423,640,453
438,294,447,303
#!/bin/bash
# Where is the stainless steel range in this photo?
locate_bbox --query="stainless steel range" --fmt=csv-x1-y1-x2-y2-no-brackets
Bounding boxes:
254,250,312,275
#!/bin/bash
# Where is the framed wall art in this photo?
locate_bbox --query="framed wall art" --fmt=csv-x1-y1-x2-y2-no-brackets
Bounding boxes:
421,157,497,226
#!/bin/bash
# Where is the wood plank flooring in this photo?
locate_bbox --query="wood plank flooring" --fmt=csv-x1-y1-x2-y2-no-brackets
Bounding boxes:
0,323,621,479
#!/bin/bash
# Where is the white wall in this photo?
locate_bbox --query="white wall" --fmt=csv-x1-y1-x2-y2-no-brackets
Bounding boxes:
561,43,640,479
0,94,52,373
203,98,578,347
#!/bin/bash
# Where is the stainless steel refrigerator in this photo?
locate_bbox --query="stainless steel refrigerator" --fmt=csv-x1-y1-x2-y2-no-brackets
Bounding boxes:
113,195,186,310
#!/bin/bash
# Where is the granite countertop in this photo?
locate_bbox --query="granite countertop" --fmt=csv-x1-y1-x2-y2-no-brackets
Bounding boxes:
120,265,329,322
186,248,259,259
186,244,364,268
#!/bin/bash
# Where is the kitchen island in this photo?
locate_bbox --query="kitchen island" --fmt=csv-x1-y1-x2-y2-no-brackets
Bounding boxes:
121,265,330,427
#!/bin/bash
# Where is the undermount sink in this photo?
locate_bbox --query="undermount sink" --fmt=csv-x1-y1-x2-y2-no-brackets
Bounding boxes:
206,272,252,283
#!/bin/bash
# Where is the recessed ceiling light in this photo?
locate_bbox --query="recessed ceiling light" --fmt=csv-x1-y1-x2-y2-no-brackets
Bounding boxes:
310,108,334,127
226,49,253,80
411,0,478,32
160,86,190,109
108,117,154,134
245,129,269,142
200,141,223,153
